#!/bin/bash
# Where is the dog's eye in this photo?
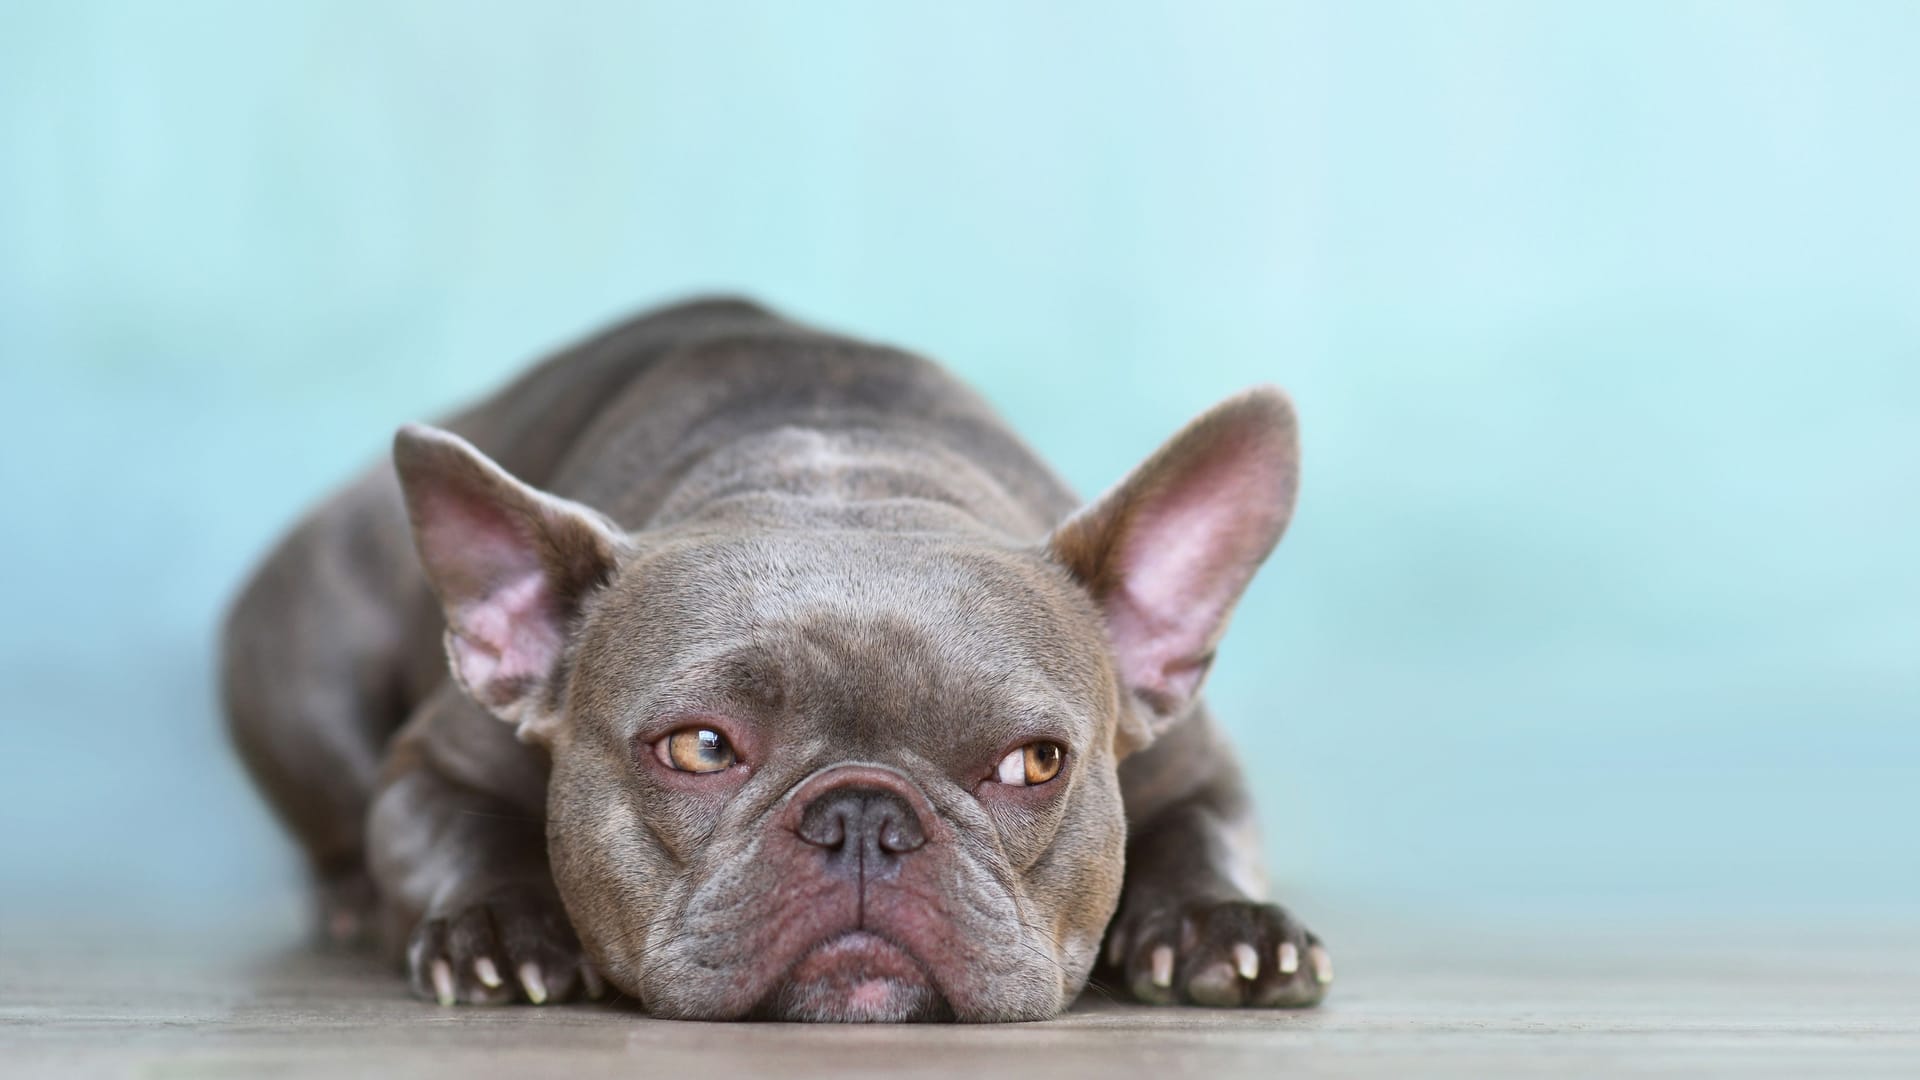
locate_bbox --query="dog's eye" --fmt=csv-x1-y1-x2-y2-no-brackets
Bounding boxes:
993,742,1065,786
656,727,737,773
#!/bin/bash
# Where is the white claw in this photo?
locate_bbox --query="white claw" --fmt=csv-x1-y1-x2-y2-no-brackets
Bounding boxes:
1105,930,1128,969
1277,941,1300,975
1150,945,1174,988
581,964,606,1000
474,957,503,990
429,957,455,1006
518,962,549,1005
1310,944,1333,984
1231,942,1259,980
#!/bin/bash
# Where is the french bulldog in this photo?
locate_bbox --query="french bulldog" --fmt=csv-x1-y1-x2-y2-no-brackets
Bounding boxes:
221,297,1328,1021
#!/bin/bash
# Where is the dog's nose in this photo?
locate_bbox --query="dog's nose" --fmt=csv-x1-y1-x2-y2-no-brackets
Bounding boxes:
795,786,927,876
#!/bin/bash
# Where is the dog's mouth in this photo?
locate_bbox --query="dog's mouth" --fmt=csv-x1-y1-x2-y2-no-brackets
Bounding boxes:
752,930,954,1022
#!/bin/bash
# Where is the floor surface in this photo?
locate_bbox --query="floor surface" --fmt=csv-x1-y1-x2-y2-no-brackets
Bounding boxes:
4,919,1916,1078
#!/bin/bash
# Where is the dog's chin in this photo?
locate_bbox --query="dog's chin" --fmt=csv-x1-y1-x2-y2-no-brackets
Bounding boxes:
754,931,954,1022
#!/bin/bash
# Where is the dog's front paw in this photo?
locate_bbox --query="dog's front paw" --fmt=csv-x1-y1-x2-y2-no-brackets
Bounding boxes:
406,882,605,1006
1107,898,1329,1008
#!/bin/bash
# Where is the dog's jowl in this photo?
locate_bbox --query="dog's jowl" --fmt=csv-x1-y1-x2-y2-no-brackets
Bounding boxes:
221,298,1330,1020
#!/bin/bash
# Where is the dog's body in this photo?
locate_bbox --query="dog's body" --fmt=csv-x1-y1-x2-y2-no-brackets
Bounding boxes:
223,298,1327,1020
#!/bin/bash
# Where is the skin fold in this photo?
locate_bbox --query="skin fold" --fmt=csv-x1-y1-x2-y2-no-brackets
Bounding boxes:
222,297,1330,1020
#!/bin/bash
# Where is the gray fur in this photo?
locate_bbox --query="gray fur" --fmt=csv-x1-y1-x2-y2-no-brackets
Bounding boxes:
222,297,1327,1019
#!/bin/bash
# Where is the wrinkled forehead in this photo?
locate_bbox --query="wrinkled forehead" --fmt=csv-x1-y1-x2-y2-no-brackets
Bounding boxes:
580,530,1112,740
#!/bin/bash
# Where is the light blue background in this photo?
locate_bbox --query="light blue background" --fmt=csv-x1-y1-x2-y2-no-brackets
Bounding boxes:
2,1,1914,935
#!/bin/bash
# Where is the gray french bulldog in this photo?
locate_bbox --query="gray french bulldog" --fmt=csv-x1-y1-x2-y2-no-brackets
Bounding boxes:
221,297,1329,1021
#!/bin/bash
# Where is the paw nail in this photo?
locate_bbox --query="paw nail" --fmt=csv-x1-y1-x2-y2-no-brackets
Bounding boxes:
1150,945,1174,988
430,958,455,1007
581,964,606,1000
474,957,503,990
1232,942,1259,980
1105,931,1127,969
518,962,549,1005
1277,941,1299,975
1310,945,1333,984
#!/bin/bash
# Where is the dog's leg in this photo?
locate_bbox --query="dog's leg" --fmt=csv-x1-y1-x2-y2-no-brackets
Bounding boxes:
221,467,437,946
367,685,596,1006
1101,705,1329,1008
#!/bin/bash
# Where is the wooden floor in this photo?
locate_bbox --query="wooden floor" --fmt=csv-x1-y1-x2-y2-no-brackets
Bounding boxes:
4,919,1916,1078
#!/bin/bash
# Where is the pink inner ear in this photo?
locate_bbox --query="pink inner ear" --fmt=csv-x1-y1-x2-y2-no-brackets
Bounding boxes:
413,485,566,711
446,570,565,710
1103,439,1289,706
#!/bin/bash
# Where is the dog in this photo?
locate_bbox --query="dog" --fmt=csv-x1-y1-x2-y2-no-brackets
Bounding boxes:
221,297,1328,1020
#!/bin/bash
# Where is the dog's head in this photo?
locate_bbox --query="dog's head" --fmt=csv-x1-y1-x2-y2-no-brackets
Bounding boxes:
392,387,1298,1020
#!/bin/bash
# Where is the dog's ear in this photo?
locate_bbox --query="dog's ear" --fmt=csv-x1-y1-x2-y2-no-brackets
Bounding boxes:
1048,387,1300,753
392,424,626,745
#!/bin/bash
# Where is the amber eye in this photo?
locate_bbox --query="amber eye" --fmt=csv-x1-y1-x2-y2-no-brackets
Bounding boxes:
656,727,737,773
993,742,1065,786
